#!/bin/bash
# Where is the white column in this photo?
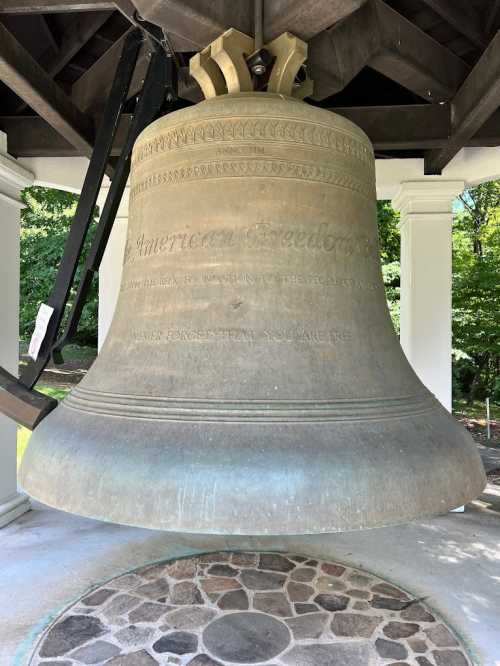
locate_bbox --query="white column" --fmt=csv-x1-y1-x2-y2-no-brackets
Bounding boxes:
392,180,464,411
0,132,34,527
97,186,129,351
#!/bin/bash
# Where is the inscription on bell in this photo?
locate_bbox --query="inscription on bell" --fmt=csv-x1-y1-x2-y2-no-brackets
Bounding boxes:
132,328,352,344
124,222,378,265
120,272,378,293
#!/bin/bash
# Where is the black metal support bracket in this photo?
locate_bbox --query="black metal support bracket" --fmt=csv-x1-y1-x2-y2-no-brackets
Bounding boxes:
0,29,177,430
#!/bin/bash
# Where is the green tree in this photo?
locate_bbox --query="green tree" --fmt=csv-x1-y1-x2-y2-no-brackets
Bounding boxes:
453,182,500,404
20,186,98,347
377,200,401,332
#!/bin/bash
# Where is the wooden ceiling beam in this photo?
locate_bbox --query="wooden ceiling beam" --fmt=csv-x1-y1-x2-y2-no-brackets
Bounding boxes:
419,0,487,49
0,22,94,156
0,0,115,12
309,0,469,102
71,30,201,116
130,0,367,49
5,106,500,157
370,0,469,102
43,11,112,77
425,30,500,174
264,0,367,41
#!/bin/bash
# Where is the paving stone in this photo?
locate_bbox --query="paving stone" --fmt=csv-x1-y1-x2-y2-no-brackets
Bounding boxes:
353,600,370,611
304,560,318,567
425,624,460,647
321,563,345,577
346,588,371,599
287,582,314,601
153,631,198,655
82,588,116,607
383,621,420,639
104,594,142,617
165,607,216,630
285,612,328,639
371,595,407,611
290,555,308,563
408,638,429,653
375,638,408,660
198,552,230,563
138,564,167,580
433,650,468,666
186,656,224,666
314,593,349,612
231,552,257,567
372,583,408,600
39,662,73,666
115,625,154,647
331,612,382,638
401,603,436,623
202,612,291,664
170,581,203,605
135,579,170,601
70,640,121,663
258,553,295,573
290,567,316,582
416,658,434,666
240,569,286,590
112,575,143,590
39,616,107,658
316,576,347,592
200,577,241,593
217,589,249,610
206,564,238,577
282,642,374,666
253,592,292,617
388,663,411,665
129,602,166,624
164,559,197,579
347,573,372,587
105,649,159,665
294,603,319,614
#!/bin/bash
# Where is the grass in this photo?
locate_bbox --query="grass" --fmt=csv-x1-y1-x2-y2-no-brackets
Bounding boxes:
453,399,500,422
17,384,69,468
19,342,97,363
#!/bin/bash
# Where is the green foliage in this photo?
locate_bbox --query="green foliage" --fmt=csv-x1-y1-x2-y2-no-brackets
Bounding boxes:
452,182,500,403
19,186,98,347
377,201,400,333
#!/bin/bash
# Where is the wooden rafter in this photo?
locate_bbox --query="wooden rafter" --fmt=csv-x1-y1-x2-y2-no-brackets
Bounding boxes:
264,0,367,41
0,22,94,156
425,30,500,174
0,0,114,12
419,0,487,49
309,0,469,102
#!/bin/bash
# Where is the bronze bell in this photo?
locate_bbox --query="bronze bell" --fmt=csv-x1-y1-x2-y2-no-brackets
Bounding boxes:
20,33,485,535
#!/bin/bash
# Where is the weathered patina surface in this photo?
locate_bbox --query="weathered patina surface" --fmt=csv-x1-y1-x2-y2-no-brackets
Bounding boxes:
20,93,485,533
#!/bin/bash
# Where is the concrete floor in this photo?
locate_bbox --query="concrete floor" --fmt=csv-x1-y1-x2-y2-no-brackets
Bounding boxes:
1,487,500,666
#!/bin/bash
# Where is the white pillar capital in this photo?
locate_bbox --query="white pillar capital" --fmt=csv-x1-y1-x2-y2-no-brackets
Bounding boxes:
392,179,464,217
0,131,33,527
392,177,462,412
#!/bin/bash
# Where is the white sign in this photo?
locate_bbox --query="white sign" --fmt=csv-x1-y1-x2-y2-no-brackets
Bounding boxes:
28,303,55,361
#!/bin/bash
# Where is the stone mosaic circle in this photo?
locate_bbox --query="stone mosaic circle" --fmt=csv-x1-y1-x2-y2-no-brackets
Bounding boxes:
29,552,472,666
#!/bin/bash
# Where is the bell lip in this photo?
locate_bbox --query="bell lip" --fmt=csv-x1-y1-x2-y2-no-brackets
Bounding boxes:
21,488,486,536
19,402,486,536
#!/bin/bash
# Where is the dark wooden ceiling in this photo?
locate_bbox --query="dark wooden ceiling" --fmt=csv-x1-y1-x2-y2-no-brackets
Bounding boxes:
0,0,499,173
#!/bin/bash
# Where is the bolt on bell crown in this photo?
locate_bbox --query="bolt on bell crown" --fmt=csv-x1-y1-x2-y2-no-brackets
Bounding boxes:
19,31,485,535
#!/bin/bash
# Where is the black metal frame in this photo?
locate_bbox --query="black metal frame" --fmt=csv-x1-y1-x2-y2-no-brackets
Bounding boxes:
0,30,177,430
